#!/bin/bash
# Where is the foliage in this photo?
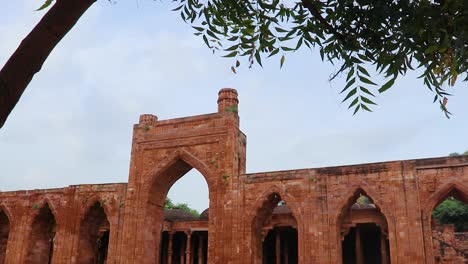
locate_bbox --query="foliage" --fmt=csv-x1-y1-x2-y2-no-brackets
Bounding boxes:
448,150,468,156
432,197,468,232
164,197,200,216
173,0,467,116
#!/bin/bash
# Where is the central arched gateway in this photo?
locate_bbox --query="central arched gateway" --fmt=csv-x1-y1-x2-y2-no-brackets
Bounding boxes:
142,151,216,263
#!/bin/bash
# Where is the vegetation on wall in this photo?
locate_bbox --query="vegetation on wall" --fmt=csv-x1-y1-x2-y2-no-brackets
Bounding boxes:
432,197,468,232
164,197,200,217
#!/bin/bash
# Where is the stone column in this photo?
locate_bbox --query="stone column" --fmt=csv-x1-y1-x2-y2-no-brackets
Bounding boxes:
167,232,173,264
380,234,388,264
180,235,185,264
198,235,203,264
355,227,363,264
275,230,281,264
185,231,192,264
283,235,288,264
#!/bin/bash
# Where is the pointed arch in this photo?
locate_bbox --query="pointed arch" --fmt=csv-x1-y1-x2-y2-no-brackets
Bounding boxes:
0,204,11,264
0,204,13,228
249,186,300,264
423,181,468,215
144,148,214,207
76,200,111,264
30,197,59,222
334,185,392,226
141,148,216,263
335,185,393,264
25,201,57,263
143,148,216,206
422,180,468,264
248,185,301,225
79,195,113,223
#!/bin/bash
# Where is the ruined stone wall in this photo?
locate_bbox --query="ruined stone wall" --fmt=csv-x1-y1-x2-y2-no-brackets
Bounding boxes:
0,183,126,264
0,89,467,263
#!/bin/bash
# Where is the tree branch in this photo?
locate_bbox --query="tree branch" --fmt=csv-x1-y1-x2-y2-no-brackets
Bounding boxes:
301,0,346,42
0,0,96,128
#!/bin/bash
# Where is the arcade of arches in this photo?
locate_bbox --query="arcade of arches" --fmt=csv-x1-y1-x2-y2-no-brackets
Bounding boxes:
0,88,467,263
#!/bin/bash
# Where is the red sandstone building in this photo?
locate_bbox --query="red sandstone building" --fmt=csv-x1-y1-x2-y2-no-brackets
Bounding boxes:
0,89,467,264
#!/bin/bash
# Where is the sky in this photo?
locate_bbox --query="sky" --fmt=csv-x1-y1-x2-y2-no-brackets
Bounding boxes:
1,1,467,212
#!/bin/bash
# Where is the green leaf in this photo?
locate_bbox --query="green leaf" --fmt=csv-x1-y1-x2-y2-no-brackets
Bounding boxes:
361,104,372,112
378,78,395,93
267,48,280,58
348,97,359,109
224,44,239,51
340,78,355,94
341,88,357,103
361,96,377,105
280,55,285,68
295,38,303,50
281,46,295,51
202,35,211,48
192,26,204,32
36,0,53,11
206,30,220,40
223,51,238,58
275,27,288,33
357,66,370,77
172,5,184,11
346,67,355,82
359,76,377,86
353,104,361,115
360,86,375,97
255,51,263,67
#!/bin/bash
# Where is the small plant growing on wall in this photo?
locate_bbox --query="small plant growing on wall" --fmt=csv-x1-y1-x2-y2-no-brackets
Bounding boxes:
222,174,230,185
32,203,39,209
224,105,238,113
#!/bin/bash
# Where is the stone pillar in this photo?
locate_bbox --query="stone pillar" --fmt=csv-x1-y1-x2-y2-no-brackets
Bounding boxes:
198,235,203,264
381,234,388,264
185,231,192,264
167,232,173,264
283,234,289,264
275,230,281,264
355,227,363,264
180,236,185,264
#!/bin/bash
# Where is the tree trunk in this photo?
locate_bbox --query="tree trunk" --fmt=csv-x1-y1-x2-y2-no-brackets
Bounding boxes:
0,0,96,128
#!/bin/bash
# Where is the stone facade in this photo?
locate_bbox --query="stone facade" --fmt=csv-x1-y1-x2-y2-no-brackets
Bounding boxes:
0,88,467,263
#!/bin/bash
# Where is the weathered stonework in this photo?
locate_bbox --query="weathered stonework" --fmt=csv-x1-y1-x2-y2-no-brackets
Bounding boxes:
0,88,467,263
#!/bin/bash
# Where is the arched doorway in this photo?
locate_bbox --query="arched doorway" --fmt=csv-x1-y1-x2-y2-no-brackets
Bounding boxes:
146,155,213,263
338,190,390,264
159,169,209,264
0,209,10,264
25,203,56,264
428,186,468,263
252,193,298,264
77,202,110,264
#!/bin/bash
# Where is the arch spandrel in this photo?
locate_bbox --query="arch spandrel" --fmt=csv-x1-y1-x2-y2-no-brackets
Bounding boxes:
29,197,60,226
0,204,13,228
78,195,114,224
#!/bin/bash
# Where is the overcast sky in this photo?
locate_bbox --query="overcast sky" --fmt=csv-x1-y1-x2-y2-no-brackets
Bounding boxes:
1,1,467,212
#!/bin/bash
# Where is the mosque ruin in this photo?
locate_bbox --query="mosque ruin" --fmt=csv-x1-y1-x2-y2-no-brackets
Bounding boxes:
0,88,467,263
